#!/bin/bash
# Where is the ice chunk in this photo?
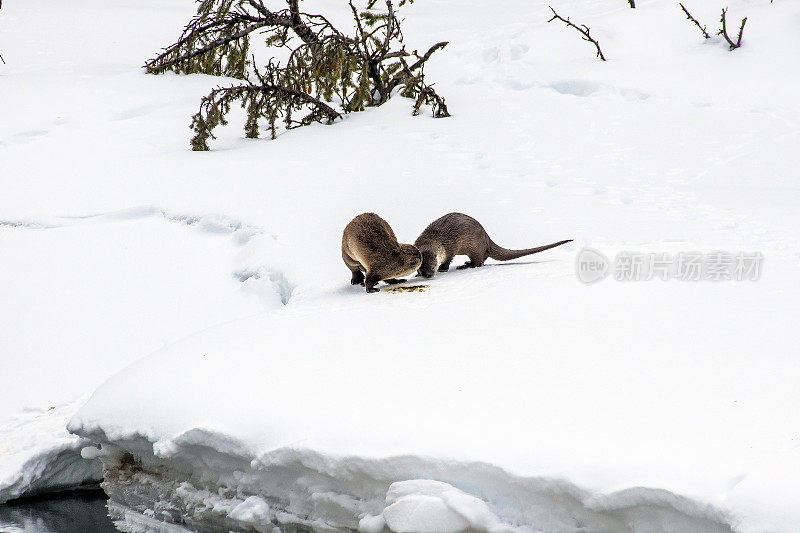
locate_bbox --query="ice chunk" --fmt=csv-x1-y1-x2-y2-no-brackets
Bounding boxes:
384,494,470,533
383,480,502,533
230,496,270,526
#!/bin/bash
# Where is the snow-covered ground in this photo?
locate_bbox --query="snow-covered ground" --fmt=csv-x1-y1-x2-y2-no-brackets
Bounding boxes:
2,0,799,531
0,211,278,501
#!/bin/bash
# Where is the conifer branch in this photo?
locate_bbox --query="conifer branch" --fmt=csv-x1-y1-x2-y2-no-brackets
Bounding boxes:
146,20,262,74
190,81,343,150
149,0,449,150
547,6,606,61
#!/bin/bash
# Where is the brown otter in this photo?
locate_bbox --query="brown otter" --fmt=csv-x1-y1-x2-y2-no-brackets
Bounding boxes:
414,212,572,278
342,213,422,293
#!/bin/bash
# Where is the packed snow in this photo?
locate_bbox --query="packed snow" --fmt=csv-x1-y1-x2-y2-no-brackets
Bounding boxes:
2,0,799,531
0,210,280,502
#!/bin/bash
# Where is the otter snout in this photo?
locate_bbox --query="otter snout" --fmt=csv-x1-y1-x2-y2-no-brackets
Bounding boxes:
418,252,438,279
418,266,436,279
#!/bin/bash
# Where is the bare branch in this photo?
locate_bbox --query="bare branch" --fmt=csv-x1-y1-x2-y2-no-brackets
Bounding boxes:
385,41,448,93
547,6,606,61
718,7,747,50
413,83,449,118
679,3,710,39
287,0,322,50
407,41,448,72
349,0,369,60
380,0,395,59
736,15,747,45
381,49,409,61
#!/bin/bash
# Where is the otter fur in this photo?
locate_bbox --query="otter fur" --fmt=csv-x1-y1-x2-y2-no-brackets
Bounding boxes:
414,212,572,278
342,213,422,293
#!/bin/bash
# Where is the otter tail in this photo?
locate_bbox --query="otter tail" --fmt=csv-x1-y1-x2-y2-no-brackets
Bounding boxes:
488,239,572,261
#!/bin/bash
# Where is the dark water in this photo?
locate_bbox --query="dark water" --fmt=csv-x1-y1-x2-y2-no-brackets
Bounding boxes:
0,490,120,533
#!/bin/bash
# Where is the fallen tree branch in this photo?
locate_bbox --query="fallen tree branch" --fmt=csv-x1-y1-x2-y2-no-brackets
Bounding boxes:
147,20,263,74
190,77,344,150
150,0,449,149
547,6,606,61
395,54,450,118
718,7,746,50
679,3,710,39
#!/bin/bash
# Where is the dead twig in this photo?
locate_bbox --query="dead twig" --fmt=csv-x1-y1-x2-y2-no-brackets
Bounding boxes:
679,3,710,39
547,6,606,61
718,7,746,50
0,0,4,63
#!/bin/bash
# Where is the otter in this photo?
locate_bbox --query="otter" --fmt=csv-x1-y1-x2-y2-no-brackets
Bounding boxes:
414,212,572,278
342,213,423,293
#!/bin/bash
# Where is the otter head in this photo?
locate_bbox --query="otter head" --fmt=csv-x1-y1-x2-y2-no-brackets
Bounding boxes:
398,243,423,277
418,250,438,279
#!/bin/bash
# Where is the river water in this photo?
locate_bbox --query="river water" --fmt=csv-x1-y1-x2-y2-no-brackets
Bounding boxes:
0,490,120,533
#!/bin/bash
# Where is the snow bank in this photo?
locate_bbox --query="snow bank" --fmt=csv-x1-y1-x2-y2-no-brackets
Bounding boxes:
0,211,283,502
71,431,734,533
68,254,800,531
0,402,99,502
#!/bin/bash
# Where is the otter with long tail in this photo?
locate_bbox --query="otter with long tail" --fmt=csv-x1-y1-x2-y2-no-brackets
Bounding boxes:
414,212,571,278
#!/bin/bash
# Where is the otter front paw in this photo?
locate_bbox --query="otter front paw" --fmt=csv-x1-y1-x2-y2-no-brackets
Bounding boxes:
366,286,380,293
383,278,406,285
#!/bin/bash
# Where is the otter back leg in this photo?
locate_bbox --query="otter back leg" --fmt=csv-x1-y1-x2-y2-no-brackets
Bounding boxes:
457,252,487,270
343,250,365,285
350,270,365,285
365,271,382,293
